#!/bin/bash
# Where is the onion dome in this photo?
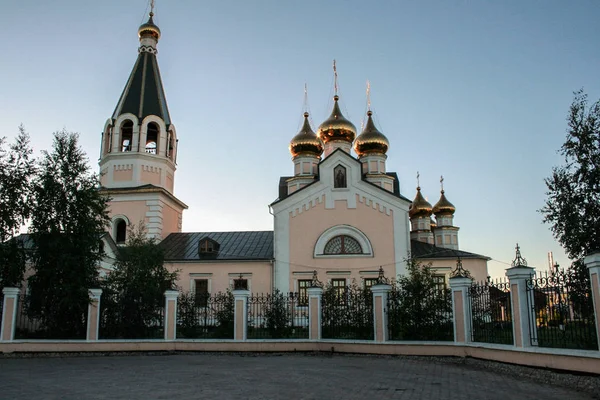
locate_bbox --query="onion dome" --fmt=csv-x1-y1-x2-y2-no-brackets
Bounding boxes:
138,12,161,40
317,95,357,144
354,110,389,157
289,112,323,158
408,187,433,218
433,190,456,215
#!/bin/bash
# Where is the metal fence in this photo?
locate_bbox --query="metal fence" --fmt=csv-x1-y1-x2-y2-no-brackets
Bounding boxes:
247,292,309,339
387,286,453,341
99,293,165,339
469,279,514,345
177,292,234,339
527,270,598,350
321,285,374,340
13,294,87,340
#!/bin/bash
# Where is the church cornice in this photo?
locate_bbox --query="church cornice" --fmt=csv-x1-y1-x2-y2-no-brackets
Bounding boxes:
99,184,188,210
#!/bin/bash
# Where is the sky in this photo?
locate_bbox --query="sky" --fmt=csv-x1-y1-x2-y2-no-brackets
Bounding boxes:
1,0,599,278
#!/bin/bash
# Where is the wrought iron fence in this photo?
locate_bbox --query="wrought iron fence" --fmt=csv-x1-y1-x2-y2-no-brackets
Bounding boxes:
469,278,513,345
527,270,598,350
177,291,234,339
13,294,87,339
321,283,374,340
247,291,309,339
99,292,165,339
387,286,453,341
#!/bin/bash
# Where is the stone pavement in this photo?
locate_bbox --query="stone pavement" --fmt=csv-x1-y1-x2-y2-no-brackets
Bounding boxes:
0,353,597,399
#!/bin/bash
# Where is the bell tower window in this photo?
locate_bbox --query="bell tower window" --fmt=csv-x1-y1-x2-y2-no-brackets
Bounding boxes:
145,122,159,155
115,219,127,244
121,120,133,152
334,165,347,188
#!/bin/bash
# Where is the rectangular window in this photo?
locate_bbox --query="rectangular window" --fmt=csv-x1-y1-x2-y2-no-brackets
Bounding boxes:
332,278,347,304
298,280,311,306
432,275,446,295
194,279,209,307
364,278,378,290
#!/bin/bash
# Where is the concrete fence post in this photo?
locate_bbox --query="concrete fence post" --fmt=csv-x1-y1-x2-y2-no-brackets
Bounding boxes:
506,266,536,347
371,284,391,342
233,289,250,341
449,277,472,344
307,287,323,340
1,287,20,341
584,252,600,349
87,289,103,341
164,290,179,341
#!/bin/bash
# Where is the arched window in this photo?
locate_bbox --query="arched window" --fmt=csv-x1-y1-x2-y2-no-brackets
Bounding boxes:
167,134,175,160
115,219,127,244
324,235,363,255
334,165,347,188
121,120,133,152
103,129,112,155
145,122,159,154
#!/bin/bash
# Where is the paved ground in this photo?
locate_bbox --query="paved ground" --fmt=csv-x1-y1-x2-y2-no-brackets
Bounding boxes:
0,353,597,399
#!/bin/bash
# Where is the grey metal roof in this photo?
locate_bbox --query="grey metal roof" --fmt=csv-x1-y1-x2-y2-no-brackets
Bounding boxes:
160,231,274,262
411,240,490,260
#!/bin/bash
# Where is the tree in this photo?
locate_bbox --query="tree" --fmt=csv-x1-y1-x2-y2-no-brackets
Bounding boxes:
101,224,178,339
0,126,35,291
541,90,600,317
27,130,109,339
388,258,453,341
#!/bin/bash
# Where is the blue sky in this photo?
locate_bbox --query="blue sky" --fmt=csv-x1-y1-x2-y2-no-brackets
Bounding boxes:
1,0,599,278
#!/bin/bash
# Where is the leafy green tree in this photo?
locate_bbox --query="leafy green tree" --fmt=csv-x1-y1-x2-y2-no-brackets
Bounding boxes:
541,89,600,317
0,126,35,291
263,289,291,338
27,130,109,339
101,224,178,339
388,258,453,341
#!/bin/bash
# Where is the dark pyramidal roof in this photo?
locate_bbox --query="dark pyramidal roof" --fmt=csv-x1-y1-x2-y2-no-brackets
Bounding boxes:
112,51,171,126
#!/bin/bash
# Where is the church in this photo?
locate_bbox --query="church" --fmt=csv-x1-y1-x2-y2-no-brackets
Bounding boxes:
98,10,490,297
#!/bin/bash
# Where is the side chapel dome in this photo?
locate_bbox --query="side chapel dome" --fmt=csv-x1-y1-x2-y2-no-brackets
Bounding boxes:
289,112,323,158
409,187,433,218
353,110,389,157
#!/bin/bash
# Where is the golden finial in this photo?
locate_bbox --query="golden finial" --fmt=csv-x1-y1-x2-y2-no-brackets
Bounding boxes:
440,175,444,192
333,59,338,96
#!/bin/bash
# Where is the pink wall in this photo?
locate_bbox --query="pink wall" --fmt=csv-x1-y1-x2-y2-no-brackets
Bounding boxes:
113,168,133,182
161,203,181,237
141,168,161,186
288,195,395,288
108,200,148,232
167,261,272,294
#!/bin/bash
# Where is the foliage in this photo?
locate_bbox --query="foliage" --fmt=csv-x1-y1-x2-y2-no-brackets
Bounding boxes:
27,130,109,339
321,280,373,340
177,291,234,339
101,224,178,339
388,258,453,341
0,126,35,290
540,89,600,314
213,290,235,337
263,289,291,338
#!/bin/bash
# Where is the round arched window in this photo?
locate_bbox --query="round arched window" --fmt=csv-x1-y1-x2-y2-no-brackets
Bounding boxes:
323,235,363,255
115,219,127,244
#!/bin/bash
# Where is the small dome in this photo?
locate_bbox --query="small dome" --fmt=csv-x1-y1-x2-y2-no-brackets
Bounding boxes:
138,13,161,40
433,190,456,215
317,95,357,144
409,187,433,218
354,111,389,157
289,112,323,158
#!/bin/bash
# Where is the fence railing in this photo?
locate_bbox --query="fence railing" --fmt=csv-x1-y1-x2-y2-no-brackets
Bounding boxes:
247,292,309,339
527,270,598,350
469,279,514,345
177,292,234,339
387,287,453,341
321,285,373,340
99,293,165,339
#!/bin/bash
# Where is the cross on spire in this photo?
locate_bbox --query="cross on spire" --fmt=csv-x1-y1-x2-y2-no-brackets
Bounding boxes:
303,83,308,112
150,0,155,15
333,59,338,96
417,171,420,188
440,175,444,192
366,80,371,111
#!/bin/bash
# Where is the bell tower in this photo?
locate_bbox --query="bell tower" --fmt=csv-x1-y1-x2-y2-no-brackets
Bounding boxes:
99,7,187,243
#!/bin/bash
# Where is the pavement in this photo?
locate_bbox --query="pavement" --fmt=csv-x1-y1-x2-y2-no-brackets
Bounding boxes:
0,352,597,399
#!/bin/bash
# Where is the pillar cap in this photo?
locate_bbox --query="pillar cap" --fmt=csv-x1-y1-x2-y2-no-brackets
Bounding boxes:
584,252,600,269
89,288,103,299
307,286,323,295
506,265,534,279
164,290,179,299
2,287,20,296
449,276,472,288
232,289,250,296
370,284,392,293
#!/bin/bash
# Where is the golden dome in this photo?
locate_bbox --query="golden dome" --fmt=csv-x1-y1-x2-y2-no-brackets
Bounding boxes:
289,112,323,158
317,95,357,144
138,13,161,40
354,110,389,157
433,190,456,215
408,187,433,218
